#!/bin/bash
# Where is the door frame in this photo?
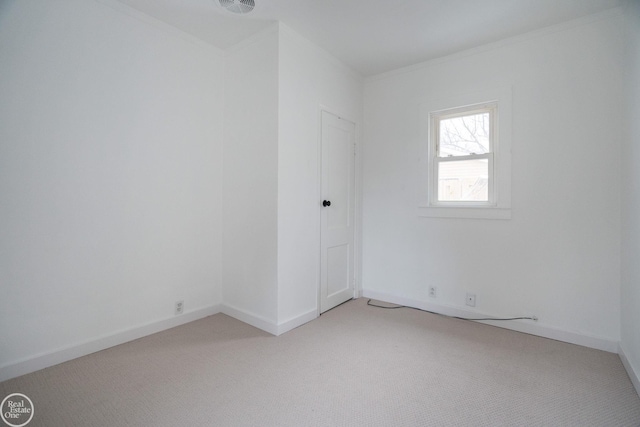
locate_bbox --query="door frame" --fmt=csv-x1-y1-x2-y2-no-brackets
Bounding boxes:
317,106,362,316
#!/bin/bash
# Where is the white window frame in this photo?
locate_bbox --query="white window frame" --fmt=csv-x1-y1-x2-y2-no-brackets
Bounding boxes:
418,87,512,220
430,103,497,207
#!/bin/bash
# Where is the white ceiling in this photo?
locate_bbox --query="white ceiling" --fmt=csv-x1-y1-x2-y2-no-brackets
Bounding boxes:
115,0,622,76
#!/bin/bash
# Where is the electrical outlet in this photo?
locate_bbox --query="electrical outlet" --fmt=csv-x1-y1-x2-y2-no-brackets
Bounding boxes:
175,300,184,315
429,286,437,298
466,293,476,307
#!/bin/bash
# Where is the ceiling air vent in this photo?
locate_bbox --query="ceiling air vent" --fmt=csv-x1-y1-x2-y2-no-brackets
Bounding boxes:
219,0,255,15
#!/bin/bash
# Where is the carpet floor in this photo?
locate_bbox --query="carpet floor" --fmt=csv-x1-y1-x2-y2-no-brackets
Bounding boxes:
1,298,639,426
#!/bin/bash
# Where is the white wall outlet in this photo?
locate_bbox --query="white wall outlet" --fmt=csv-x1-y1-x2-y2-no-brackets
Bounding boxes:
175,300,184,315
466,293,476,307
429,286,437,298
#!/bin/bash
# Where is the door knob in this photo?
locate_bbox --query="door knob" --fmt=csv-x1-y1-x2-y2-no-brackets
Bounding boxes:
323,200,331,207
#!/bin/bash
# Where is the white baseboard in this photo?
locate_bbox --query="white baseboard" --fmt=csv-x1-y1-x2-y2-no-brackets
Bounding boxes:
618,342,640,397
276,309,318,335
362,290,619,353
220,304,317,336
0,303,321,382
3,293,625,385
220,304,279,335
0,305,223,382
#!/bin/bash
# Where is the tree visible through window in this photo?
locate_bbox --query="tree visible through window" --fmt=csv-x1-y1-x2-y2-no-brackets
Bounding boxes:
431,103,496,205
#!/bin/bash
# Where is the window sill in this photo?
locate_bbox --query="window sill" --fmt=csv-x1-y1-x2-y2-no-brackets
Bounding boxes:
418,206,511,220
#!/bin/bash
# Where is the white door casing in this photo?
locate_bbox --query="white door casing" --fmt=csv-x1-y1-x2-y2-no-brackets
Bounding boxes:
320,111,356,313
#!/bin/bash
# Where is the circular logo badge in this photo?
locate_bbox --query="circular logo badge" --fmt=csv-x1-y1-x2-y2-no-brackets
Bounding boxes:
1,394,34,427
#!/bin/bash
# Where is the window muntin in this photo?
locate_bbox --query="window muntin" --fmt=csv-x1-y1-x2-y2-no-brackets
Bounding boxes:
431,103,497,205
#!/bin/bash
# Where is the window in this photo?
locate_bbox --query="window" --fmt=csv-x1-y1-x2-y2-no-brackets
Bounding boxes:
418,87,511,220
431,103,496,206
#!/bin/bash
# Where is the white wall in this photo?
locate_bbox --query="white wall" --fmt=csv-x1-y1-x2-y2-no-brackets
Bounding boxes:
277,25,363,325
222,24,364,331
362,11,624,348
0,0,225,372
223,28,280,325
620,0,640,392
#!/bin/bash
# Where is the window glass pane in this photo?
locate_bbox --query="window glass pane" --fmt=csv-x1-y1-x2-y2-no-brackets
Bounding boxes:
438,159,489,201
439,112,490,157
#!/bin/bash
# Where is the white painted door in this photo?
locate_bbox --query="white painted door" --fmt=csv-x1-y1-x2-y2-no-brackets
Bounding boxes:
320,111,356,313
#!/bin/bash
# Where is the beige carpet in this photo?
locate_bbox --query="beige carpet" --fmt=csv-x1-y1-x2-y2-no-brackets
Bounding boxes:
1,298,639,426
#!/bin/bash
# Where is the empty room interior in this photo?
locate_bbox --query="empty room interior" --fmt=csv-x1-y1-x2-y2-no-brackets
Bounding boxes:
1,0,640,425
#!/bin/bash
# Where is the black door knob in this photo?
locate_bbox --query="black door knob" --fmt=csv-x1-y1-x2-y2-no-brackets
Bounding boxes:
323,200,331,207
